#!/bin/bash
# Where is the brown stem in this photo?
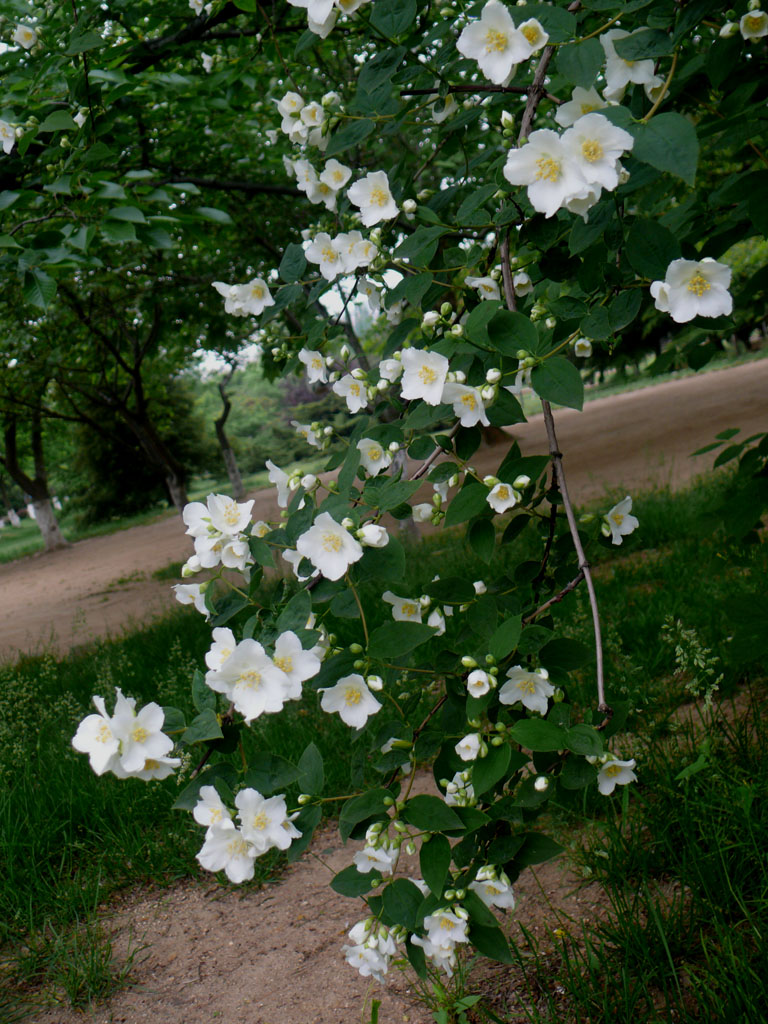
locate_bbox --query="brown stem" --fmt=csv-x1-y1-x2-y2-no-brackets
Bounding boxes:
411,422,461,481
524,569,584,624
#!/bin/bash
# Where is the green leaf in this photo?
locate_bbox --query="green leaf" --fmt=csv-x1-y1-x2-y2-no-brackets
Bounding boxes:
22,269,57,310
331,864,379,897
580,306,612,341
420,835,451,897
464,300,502,349
297,742,324,795
614,28,673,60
197,206,233,225
424,577,476,604
393,226,447,262
555,38,604,88
489,615,522,661
444,483,489,527
401,794,463,831
514,832,564,868
192,668,217,713
107,206,146,224
161,706,186,734
625,219,681,279
181,708,223,744
339,788,392,842
370,0,417,37
508,719,567,752
368,622,436,659
609,289,643,332
0,234,20,249
469,519,495,564
531,358,584,411
487,309,539,357
468,924,513,964
209,593,249,627
560,757,597,790
473,743,511,797
65,29,104,54
540,638,592,670
354,534,406,583
243,753,301,794
382,878,424,931
631,113,699,186
37,111,78,133
172,764,237,811
287,805,322,862
277,590,312,633
325,118,376,158
248,535,275,569
406,937,428,980
280,242,308,283
565,724,603,757
101,221,137,244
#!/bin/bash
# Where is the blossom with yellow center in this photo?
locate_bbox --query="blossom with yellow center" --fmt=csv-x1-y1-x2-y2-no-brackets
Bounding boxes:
457,2,548,85
498,666,555,715
650,258,732,324
296,511,363,581
320,674,382,728
347,170,399,226
400,347,449,405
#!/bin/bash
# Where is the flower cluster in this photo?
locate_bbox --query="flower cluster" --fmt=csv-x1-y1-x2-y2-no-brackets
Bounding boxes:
211,278,274,317
504,112,634,219
305,228,378,281
181,493,256,574
456,2,548,85
286,0,370,39
72,689,179,780
275,91,329,147
600,29,664,102
343,919,402,982
290,156,352,212
412,908,470,977
194,785,302,882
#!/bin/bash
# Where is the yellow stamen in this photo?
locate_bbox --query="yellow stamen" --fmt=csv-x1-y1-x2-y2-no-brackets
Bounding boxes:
581,139,603,163
131,725,149,743
521,25,540,45
322,531,343,552
344,686,362,705
535,156,561,182
603,764,623,778
461,393,477,411
370,186,389,207
485,28,508,52
239,669,262,689
418,365,437,385
274,655,293,673
687,272,710,297
402,603,418,617
517,677,537,695
252,812,269,830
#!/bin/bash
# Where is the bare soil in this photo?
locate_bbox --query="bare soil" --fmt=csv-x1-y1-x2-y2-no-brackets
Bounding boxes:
6,359,768,1024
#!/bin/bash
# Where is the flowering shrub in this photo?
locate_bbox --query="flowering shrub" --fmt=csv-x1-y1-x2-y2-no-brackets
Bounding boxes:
3,0,760,1000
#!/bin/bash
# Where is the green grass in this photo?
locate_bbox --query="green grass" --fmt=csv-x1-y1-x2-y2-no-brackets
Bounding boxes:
2,467,766,1016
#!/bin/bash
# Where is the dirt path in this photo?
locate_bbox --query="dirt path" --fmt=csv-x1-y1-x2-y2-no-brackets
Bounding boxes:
2,359,766,663
9,360,767,1023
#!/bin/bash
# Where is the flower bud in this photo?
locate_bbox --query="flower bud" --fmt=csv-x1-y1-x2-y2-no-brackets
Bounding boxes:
402,198,417,214
329,370,340,383
298,793,312,804
483,474,498,487
366,674,384,691
455,888,466,899
341,517,355,530
534,776,549,791
454,370,466,383
350,367,366,380
405,841,416,856
383,795,395,806
422,310,440,328
450,324,463,337
440,302,452,316
513,474,531,490
419,594,431,609
340,344,350,360
500,110,515,130
516,349,529,359
393,820,408,833
481,385,495,402
349,643,363,654
445,889,456,900
545,316,557,329
461,656,478,668
486,368,501,384
301,474,317,489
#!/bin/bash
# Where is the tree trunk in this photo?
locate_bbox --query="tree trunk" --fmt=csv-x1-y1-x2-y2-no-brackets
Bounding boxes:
165,473,189,512
215,373,245,500
32,497,68,551
1,412,68,552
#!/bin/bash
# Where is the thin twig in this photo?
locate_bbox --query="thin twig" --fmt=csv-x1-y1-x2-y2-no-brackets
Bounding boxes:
411,422,461,481
524,569,584,624
401,84,562,103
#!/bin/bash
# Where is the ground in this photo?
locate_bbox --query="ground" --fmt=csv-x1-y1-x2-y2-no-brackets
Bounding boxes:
5,358,767,1023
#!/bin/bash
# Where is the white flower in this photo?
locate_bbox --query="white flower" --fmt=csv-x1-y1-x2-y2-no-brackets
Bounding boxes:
428,608,446,636
466,669,491,697
12,23,37,49
308,7,338,37
212,279,274,316
382,590,423,623
320,673,382,728
358,523,390,548
275,90,304,119
357,438,392,476
193,784,233,835
455,732,482,761
353,843,397,875
298,347,328,384
503,129,592,219
173,583,210,618
469,876,516,909
74,109,88,129
465,275,501,301
201,52,214,73
513,271,533,296
205,493,254,535
597,757,638,795
333,373,369,413
412,503,434,523
266,459,294,508
378,357,403,383
650,258,733,323
441,383,490,428
444,770,475,807
498,665,555,716
305,232,343,280
344,942,391,982
292,421,321,448
301,101,325,129
0,119,16,155
554,86,607,128
71,695,121,775
456,2,547,85
740,10,768,40
572,337,592,358
603,495,639,545
273,629,322,699
411,935,457,976
487,481,519,513
206,639,289,722
282,548,316,582
561,113,634,192
430,92,458,123
400,348,450,405
347,171,399,227
296,512,364,581
424,909,470,947
320,158,352,190
205,626,237,672
600,29,663,102
358,276,381,314
196,821,257,883
236,789,302,853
